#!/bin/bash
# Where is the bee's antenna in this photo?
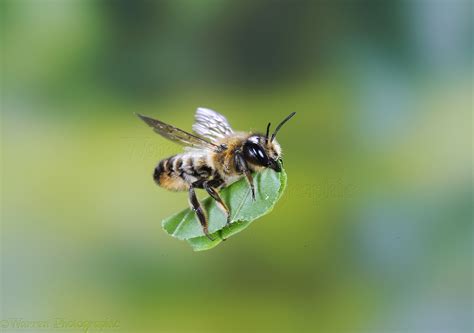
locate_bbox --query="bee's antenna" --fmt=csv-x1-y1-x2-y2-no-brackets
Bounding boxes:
271,112,296,142
265,122,271,143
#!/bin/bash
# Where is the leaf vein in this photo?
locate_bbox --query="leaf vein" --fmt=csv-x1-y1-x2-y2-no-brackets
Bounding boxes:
172,210,192,237
232,188,251,221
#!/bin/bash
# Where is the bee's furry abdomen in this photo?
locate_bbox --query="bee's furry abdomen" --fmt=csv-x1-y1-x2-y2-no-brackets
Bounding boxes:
153,153,214,191
153,155,183,191
153,161,164,185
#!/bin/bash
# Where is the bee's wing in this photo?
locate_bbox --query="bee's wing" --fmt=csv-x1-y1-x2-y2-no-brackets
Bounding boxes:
136,113,222,151
192,107,234,142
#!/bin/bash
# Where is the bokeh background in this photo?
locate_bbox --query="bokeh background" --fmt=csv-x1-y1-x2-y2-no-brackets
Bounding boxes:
1,1,472,332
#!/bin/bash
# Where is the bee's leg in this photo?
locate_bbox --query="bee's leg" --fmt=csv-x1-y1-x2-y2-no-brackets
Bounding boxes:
188,182,214,241
203,179,231,225
235,153,256,201
245,171,256,201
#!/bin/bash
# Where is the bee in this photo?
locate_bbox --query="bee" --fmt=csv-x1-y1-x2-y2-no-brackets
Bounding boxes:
136,108,296,240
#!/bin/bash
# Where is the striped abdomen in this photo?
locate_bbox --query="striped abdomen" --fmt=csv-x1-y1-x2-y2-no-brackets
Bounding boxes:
153,153,215,191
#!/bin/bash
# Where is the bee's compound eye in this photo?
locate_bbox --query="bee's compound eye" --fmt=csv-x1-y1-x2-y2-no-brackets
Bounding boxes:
255,147,265,160
243,142,269,166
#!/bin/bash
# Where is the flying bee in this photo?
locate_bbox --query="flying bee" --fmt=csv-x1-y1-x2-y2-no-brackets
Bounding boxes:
136,108,296,240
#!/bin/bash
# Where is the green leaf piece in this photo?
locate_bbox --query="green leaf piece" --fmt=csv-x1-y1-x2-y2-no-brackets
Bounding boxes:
161,168,287,251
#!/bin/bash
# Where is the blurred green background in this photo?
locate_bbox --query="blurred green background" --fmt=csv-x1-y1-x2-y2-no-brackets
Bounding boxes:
1,1,472,332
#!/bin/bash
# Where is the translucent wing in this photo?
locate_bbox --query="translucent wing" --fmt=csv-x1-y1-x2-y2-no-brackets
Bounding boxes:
192,107,234,142
136,113,222,151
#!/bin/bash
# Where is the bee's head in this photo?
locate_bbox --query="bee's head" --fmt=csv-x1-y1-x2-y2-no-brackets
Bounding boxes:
242,112,296,173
